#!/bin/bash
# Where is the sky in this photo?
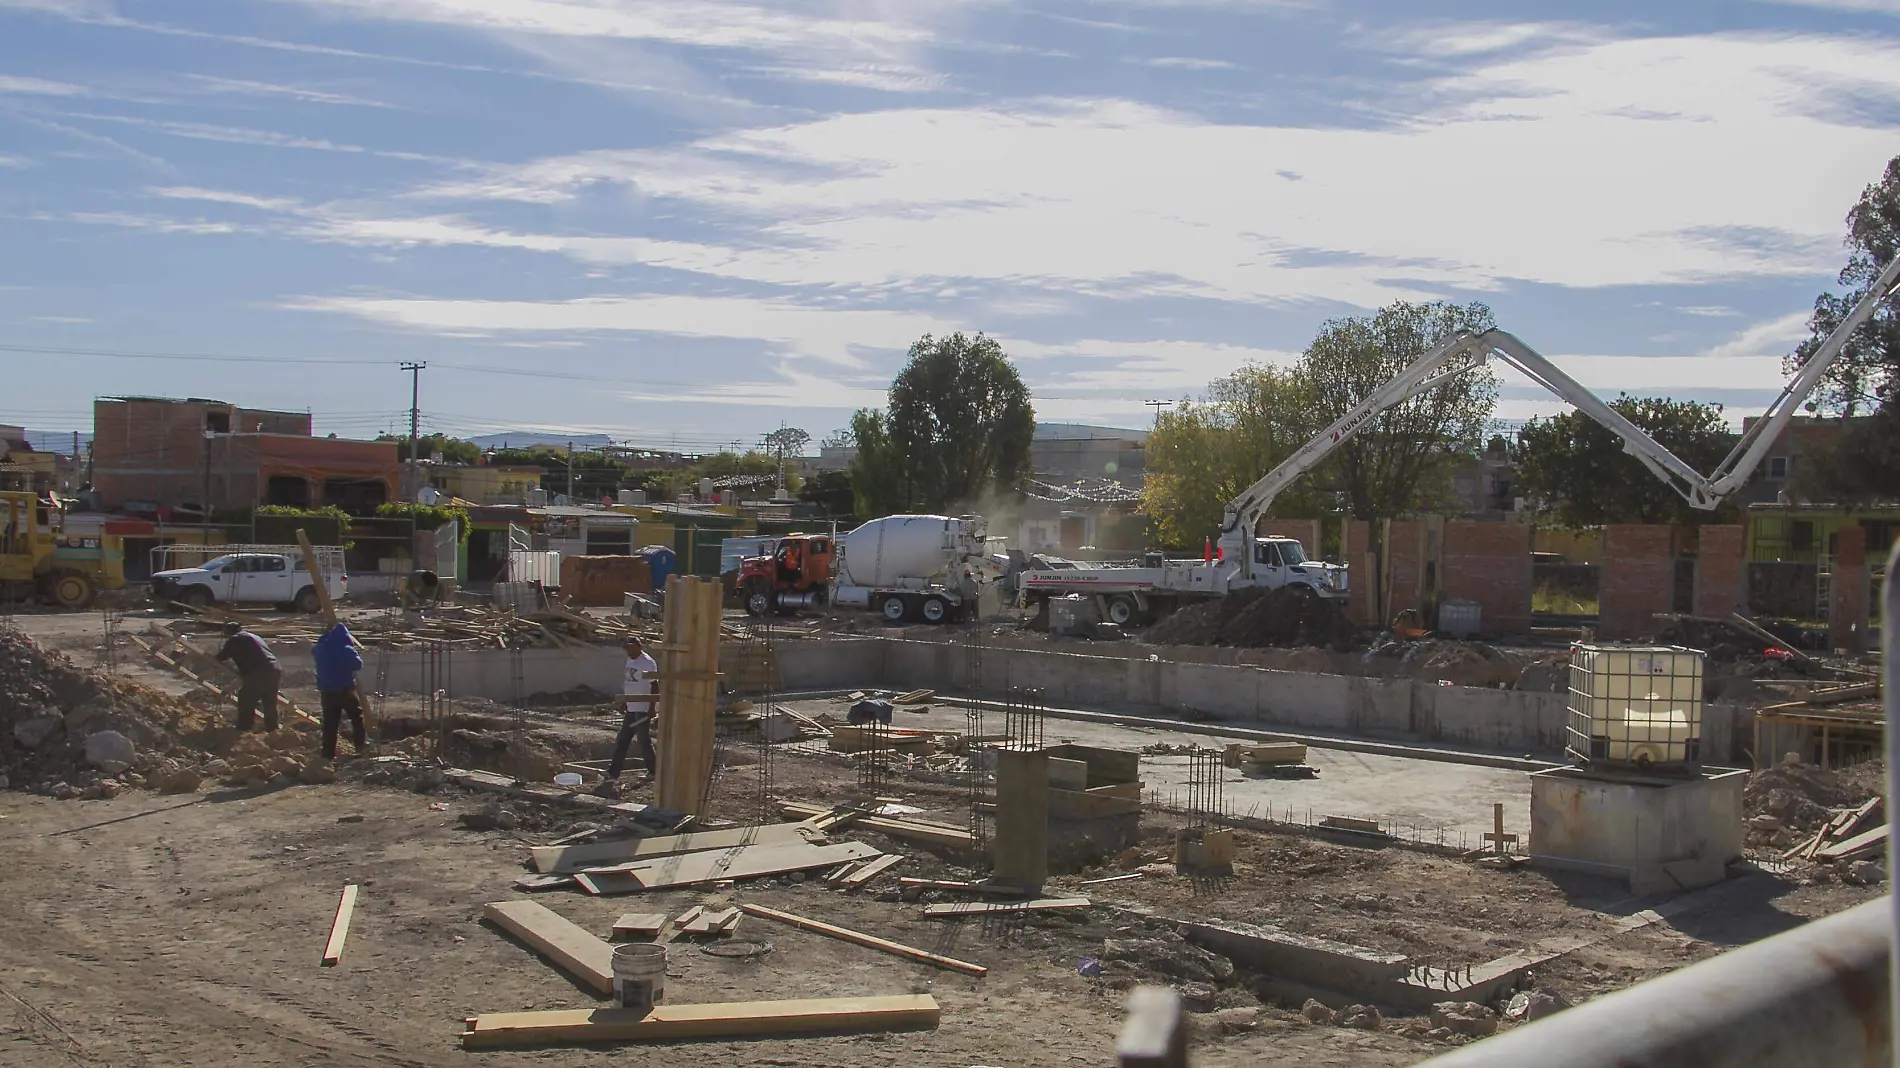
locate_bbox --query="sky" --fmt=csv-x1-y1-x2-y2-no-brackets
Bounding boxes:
1,0,1897,456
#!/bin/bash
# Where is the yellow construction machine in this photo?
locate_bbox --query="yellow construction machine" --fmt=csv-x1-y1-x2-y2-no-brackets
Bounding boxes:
0,490,126,609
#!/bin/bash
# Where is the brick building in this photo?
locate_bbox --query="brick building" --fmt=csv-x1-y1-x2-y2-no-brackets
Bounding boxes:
92,396,399,513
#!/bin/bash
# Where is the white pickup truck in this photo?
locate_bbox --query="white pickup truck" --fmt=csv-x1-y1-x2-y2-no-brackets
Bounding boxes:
150,545,348,613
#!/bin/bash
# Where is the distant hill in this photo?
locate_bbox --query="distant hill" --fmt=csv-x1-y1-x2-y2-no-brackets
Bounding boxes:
464,432,615,451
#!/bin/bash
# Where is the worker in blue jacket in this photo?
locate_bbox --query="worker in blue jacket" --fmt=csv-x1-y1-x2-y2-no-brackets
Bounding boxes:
312,622,368,760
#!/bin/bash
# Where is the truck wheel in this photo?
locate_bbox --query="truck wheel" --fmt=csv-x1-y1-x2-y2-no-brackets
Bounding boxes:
182,585,214,609
294,586,321,614
880,595,909,623
50,571,94,610
744,580,774,618
920,596,949,624
1105,595,1137,626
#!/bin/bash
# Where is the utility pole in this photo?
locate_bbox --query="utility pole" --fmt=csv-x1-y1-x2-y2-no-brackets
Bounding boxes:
1143,399,1174,428
401,362,426,501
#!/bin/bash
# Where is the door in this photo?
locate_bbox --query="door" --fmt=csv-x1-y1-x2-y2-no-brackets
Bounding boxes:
235,556,288,602
434,521,459,583
1253,540,1285,586
204,556,243,600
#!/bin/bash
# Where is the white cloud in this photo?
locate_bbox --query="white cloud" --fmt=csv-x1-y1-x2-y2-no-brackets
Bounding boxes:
0,154,32,168
383,33,1900,309
0,74,85,95
1135,56,1240,70
295,293,956,367
1701,310,1812,360
184,75,400,109
149,186,305,212
1757,0,1900,12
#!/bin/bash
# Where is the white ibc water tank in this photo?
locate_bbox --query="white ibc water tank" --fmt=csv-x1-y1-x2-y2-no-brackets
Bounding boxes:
1565,644,1704,769
836,515,973,590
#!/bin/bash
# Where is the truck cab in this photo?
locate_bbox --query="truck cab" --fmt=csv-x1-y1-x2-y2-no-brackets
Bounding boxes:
737,533,835,616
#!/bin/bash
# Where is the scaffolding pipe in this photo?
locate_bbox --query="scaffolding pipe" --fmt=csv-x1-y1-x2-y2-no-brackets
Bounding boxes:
1887,535,1899,1068
1412,897,1891,1068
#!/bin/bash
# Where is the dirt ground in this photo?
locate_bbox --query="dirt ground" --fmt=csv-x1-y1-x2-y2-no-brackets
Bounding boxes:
0,610,1885,1067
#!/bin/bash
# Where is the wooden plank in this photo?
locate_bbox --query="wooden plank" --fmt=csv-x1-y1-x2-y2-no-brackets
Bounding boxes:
1819,824,1888,860
897,878,1027,897
778,803,977,850
738,904,986,976
922,897,1090,919
531,824,814,874
513,874,578,893
611,913,668,940
684,907,739,935
891,689,935,705
673,906,705,928
321,885,358,967
824,861,865,885
460,995,942,1050
628,840,883,891
482,901,616,995
841,854,905,888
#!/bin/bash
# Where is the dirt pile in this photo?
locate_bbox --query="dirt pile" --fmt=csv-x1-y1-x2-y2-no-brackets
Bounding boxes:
1144,587,1348,649
1744,759,1884,846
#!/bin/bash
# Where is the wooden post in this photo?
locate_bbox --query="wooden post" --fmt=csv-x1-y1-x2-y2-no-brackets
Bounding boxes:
993,747,1049,891
1483,802,1518,856
655,575,721,816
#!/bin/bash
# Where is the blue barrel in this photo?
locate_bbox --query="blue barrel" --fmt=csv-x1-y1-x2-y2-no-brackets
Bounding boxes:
635,545,677,591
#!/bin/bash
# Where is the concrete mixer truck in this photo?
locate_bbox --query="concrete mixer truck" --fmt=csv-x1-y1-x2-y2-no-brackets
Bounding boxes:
736,514,997,623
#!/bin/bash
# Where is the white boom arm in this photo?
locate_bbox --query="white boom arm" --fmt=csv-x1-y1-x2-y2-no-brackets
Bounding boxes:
1220,253,1900,541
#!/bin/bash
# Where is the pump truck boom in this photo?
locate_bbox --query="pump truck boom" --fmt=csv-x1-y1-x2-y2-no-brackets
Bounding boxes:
1021,252,1900,628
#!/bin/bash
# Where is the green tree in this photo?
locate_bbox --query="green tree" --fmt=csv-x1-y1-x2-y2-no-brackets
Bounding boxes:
382,433,480,465
1781,154,1900,502
1516,396,1739,526
849,332,1036,514
798,469,857,518
1302,300,1500,521
1141,364,1319,548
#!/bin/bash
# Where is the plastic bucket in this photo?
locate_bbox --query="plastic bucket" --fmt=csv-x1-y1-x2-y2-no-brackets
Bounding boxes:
611,943,666,1013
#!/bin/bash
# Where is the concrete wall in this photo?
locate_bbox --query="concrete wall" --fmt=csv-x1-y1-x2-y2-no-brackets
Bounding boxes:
1600,525,1673,639
1440,521,1531,633
1695,524,1745,618
1529,767,1745,893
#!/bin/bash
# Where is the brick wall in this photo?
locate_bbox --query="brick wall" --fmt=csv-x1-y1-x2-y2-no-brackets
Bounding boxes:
1256,518,1321,552
1345,520,1378,625
1440,521,1531,633
1384,520,1424,621
1694,524,1745,618
1600,524,1674,640
1830,525,1868,652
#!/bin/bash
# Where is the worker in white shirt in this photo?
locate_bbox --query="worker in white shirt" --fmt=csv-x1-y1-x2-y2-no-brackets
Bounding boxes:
606,635,659,781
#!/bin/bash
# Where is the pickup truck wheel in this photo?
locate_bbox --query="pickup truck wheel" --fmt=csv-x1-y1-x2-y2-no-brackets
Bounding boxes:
294,586,321,614
880,595,909,623
744,580,774,618
920,596,949,624
1105,595,1137,626
50,570,95,610
182,586,214,609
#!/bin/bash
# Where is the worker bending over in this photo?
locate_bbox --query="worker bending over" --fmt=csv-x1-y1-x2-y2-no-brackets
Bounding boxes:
606,634,659,783
313,622,369,760
215,622,280,732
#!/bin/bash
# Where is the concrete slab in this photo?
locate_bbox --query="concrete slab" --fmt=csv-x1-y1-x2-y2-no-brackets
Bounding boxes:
812,699,1532,846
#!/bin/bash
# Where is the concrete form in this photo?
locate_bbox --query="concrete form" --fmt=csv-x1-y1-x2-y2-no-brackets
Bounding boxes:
993,748,1051,890
1527,766,1745,895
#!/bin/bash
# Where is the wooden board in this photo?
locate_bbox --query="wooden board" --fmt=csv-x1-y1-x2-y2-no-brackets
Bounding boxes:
892,689,935,705
739,904,986,976
483,901,616,995
841,854,905,888
898,878,1027,897
627,840,883,891
1819,823,1888,860
684,907,739,935
922,897,1090,919
460,995,942,1050
321,885,358,967
778,803,977,850
530,824,815,874
611,913,668,940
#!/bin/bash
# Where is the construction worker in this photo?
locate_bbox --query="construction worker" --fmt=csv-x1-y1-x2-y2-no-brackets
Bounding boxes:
605,634,659,784
215,621,280,732
312,621,368,760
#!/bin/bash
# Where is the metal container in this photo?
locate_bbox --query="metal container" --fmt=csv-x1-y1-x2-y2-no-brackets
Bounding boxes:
1437,598,1481,638
1565,644,1704,770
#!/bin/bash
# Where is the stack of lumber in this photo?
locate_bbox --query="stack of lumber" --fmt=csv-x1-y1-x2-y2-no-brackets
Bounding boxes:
1223,741,1308,770
1785,797,1886,863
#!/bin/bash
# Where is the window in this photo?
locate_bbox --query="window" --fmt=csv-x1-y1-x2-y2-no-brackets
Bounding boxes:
256,557,286,572
1766,455,1788,480
204,410,231,434
1790,520,1814,553
1254,541,1281,567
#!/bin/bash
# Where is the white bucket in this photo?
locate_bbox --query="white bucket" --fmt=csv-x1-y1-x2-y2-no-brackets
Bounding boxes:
553,772,583,788
611,943,666,1013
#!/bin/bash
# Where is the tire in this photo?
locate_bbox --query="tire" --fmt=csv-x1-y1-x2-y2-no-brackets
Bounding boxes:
294,586,321,614
744,580,774,618
1105,595,1137,626
880,595,909,623
50,570,94,610
920,596,949,624
182,585,214,609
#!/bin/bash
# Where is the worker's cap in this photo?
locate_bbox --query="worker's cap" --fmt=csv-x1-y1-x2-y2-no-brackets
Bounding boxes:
222,621,242,636
623,635,643,647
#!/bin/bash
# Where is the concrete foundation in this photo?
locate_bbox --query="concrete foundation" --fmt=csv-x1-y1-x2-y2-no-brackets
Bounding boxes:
1528,766,1745,895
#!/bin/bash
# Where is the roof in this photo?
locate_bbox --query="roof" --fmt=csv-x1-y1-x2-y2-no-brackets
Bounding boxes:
1033,422,1149,443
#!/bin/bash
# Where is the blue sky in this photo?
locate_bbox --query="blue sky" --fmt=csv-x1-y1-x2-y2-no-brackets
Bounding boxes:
2,0,1897,453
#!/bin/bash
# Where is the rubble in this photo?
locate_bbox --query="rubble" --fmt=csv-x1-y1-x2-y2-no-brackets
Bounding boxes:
1744,759,1883,846
1429,1001,1499,1037
1099,936,1237,985
1143,586,1347,648
1301,998,1335,1024
1336,1004,1383,1031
